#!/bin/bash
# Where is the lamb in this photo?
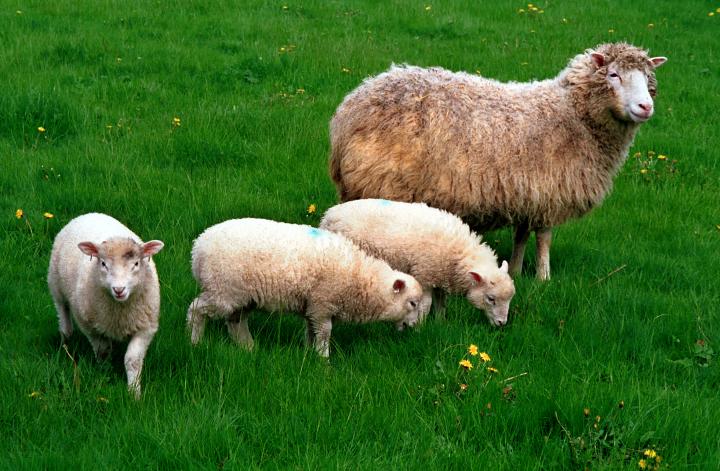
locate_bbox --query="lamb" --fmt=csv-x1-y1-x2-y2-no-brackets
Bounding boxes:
320,199,515,326
187,218,425,357
329,42,667,280
47,213,164,399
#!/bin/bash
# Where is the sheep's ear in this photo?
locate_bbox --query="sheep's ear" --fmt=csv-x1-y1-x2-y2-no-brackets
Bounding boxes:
393,279,406,294
78,242,99,258
590,52,605,68
649,56,667,69
499,260,509,274
142,240,164,257
469,272,484,286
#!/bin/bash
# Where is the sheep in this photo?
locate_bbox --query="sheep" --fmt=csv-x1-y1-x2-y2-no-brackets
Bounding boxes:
329,42,667,280
47,213,164,399
320,199,515,326
187,218,426,357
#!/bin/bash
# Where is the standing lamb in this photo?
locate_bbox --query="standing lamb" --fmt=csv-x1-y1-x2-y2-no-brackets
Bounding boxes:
48,213,164,399
187,218,425,357
320,199,516,326
329,42,667,280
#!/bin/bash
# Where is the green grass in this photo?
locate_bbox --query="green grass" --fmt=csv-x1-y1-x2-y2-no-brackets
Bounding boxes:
2,0,719,468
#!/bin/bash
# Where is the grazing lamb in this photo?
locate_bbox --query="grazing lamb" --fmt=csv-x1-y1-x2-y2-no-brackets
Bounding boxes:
320,199,515,326
47,213,164,399
329,42,667,280
187,218,425,357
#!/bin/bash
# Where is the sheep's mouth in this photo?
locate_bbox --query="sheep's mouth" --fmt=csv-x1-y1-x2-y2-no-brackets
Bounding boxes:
113,292,129,301
629,109,652,123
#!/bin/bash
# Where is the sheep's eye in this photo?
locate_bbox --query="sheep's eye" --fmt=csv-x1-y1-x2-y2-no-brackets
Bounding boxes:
486,295,496,305
101,261,107,269
609,72,620,80
134,261,139,268
409,300,418,308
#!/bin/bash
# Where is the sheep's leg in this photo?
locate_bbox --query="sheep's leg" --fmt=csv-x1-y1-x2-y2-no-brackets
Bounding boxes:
53,298,73,340
124,329,156,400
88,334,112,360
535,227,552,281
509,222,530,277
431,288,445,320
187,294,212,345
304,320,316,347
310,318,333,358
226,309,254,351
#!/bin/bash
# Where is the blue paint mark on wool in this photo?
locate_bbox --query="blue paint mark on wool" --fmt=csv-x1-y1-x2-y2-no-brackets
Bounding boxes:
307,228,324,238
377,199,392,206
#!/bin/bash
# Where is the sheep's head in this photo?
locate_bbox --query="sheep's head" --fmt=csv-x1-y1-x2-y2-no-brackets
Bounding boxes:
564,43,666,125
387,273,426,331
466,260,516,327
78,237,164,302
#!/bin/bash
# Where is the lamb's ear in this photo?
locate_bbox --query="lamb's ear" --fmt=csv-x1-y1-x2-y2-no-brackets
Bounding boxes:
142,240,164,257
469,272,484,286
499,260,509,274
78,242,99,258
649,56,667,69
590,52,605,68
393,279,406,294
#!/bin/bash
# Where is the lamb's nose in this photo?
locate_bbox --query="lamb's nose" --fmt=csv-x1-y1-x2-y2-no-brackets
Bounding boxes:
113,286,126,296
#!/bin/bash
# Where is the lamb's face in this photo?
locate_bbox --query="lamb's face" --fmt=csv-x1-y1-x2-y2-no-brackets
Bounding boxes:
78,238,164,302
466,262,516,327
387,273,426,331
590,51,667,124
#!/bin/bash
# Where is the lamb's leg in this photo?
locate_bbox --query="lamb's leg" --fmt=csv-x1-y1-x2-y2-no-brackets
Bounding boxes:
304,320,316,347
431,288,445,320
509,222,530,277
187,294,211,345
535,227,552,281
53,297,73,340
124,329,156,400
226,309,254,351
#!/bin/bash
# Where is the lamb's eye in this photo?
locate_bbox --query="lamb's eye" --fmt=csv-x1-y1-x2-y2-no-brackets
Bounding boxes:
101,261,107,269
486,295,496,305
134,261,139,268
409,300,418,308
608,72,620,80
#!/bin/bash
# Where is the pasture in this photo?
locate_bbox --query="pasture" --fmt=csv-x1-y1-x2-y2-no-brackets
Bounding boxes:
1,0,719,468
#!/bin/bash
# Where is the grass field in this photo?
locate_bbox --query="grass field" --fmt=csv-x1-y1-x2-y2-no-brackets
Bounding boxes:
2,0,719,468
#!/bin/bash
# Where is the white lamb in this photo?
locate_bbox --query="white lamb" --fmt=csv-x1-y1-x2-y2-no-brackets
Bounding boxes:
187,218,425,357
320,199,515,326
47,213,164,399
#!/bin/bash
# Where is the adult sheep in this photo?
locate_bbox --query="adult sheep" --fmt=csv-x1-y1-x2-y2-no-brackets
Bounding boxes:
329,42,667,280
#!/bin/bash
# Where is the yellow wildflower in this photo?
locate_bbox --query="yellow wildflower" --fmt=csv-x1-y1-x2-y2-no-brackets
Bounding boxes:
307,204,317,214
487,366,499,373
172,117,181,127
15,209,23,219
643,449,657,458
459,359,473,370
296,88,306,95
709,12,715,16
633,151,642,158
638,459,647,469
38,126,46,133
608,28,615,33
282,5,288,10
16,10,22,14
717,7,720,13
28,391,41,398
468,344,478,356
342,67,351,73
43,212,54,219
459,383,468,391
425,5,431,11
97,396,109,403
657,154,667,160
640,169,648,174
648,23,654,28
479,352,491,362
583,408,590,417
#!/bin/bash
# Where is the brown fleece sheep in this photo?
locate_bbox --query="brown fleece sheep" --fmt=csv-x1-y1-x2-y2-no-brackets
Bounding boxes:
329,43,667,280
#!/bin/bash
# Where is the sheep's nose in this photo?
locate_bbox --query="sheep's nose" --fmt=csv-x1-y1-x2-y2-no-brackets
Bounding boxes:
496,319,506,327
637,103,653,114
112,286,126,296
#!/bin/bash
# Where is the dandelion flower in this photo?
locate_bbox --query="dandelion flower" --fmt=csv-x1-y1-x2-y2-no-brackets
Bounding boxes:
717,7,720,13
468,344,478,356
425,5,431,11
282,5,288,10
487,366,499,373
342,67,351,73
583,408,590,417
640,169,648,174
643,449,657,458
657,154,667,160
479,352,491,362
307,204,317,214
28,391,41,398
15,209,23,219
459,359,473,370
648,23,654,28
709,12,715,17
43,212,54,219
638,459,647,469
296,88,306,94
608,28,615,33
38,126,46,133
172,117,181,127
459,383,468,391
